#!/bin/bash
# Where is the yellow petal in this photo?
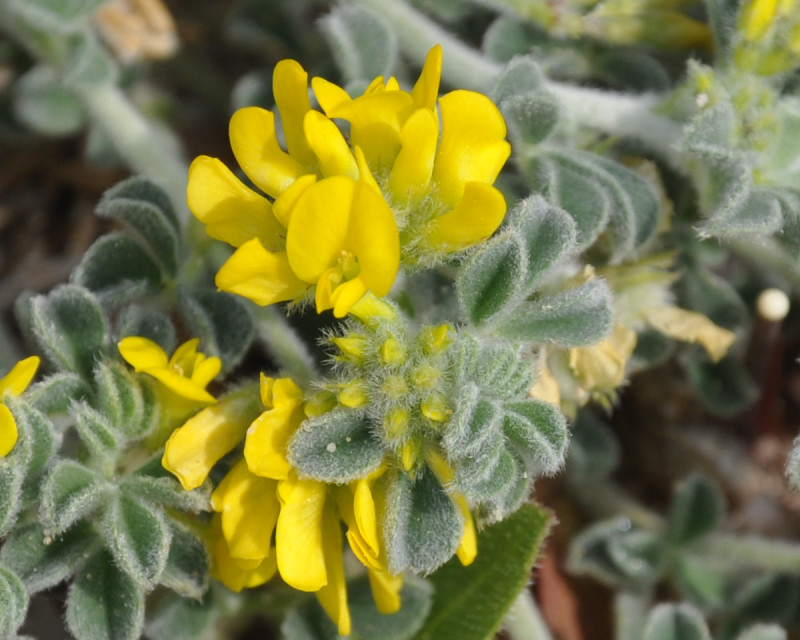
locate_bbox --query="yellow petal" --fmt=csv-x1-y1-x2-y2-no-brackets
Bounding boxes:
303,110,358,179
740,0,778,39
169,338,200,372
368,569,403,614
187,156,285,251
432,90,511,208
272,174,316,228
353,146,381,193
216,238,310,305
529,361,561,406
273,59,315,167
389,107,438,205
352,477,380,556
229,107,305,199
426,182,506,252
454,494,477,566
0,404,18,457
147,368,217,404
211,517,278,592
0,356,40,397
643,306,735,362
272,377,303,406
312,76,351,114
191,356,223,389
330,277,369,318
315,500,351,636
118,336,168,372
244,400,303,480
329,92,413,170
286,176,354,282
276,476,328,591
411,44,442,110
347,181,400,297
162,390,256,490
212,459,279,561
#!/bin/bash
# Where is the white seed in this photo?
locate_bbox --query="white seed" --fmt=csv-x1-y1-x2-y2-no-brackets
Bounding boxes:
326,442,337,453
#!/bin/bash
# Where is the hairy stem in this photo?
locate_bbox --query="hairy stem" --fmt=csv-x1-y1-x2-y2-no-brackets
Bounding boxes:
505,588,555,640
254,307,318,385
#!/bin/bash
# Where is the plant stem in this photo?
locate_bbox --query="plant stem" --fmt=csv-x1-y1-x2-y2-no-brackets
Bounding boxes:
615,590,652,640
254,307,318,385
75,82,189,221
348,0,685,160
688,533,800,573
504,588,555,640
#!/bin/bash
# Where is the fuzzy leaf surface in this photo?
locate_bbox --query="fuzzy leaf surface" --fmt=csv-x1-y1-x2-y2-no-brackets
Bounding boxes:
494,279,613,346
0,522,98,594
411,503,550,640
103,494,171,590
456,231,527,327
96,176,180,276
40,460,111,534
0,567,27,637
25,285,108,380
66,550,145,640
385,467,463,575
289,408,384,483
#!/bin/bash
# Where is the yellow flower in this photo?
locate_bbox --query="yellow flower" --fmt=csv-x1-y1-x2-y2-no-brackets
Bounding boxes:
162,385,260,490
209,459,279,592
314,45,511,260
187,45,509,317
118,336,221,404
0,356,40,458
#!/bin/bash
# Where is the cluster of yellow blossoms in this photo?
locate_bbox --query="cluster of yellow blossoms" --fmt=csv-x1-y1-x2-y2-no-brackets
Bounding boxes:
188,45,510,317
161,376,409,634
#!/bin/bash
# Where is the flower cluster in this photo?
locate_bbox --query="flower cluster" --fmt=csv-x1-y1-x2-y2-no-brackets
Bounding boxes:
188,45,510,317
162,376,407,635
